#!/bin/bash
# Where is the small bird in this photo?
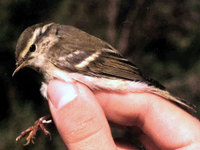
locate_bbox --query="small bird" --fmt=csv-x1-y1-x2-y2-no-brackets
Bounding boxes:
13,23,196,145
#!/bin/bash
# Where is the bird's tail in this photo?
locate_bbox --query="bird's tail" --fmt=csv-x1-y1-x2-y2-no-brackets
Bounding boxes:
149,87,196,114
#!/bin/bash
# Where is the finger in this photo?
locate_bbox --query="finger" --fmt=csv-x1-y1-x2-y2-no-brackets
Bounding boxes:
94,91,200,149
139,134,160,150
47,79,117,150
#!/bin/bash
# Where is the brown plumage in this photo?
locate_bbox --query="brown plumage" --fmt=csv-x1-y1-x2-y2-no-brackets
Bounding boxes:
14,23,196,114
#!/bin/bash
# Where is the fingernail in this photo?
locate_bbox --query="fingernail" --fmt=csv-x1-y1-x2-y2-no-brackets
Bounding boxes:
48,80,78,109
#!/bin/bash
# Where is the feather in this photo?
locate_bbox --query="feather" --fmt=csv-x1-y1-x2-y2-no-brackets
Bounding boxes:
44,23,196,114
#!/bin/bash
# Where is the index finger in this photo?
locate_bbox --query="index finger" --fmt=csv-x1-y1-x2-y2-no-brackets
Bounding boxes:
94,91,200,149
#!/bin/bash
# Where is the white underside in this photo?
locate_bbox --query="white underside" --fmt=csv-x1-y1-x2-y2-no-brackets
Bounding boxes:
40,69,150,99
39,67,195,113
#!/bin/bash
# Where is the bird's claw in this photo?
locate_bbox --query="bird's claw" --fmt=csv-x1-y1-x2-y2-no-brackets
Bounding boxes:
16,115,52,146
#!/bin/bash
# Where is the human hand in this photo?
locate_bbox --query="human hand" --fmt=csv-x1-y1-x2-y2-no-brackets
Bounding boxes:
47,79,200,150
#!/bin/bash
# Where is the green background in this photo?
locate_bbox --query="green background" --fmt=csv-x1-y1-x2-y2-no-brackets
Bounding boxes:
0,0,200,149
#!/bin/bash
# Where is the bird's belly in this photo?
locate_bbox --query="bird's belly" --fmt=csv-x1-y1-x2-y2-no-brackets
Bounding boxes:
40,69,150,99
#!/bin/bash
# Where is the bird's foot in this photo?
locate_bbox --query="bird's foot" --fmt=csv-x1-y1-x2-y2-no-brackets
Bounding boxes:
16,115,52,146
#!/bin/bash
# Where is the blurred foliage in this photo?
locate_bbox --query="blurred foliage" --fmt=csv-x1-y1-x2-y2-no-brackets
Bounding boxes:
0,0,200,149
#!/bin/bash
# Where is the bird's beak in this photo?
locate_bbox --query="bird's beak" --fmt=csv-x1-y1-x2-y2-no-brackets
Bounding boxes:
12,61,26,77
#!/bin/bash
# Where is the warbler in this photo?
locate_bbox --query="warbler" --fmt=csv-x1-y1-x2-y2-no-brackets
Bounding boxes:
13,23,196,145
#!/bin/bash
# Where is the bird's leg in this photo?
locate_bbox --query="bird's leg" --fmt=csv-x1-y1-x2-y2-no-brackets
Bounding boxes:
16,115,52,146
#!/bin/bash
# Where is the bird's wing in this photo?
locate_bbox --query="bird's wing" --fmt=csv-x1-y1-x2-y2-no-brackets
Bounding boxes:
50,40,165,89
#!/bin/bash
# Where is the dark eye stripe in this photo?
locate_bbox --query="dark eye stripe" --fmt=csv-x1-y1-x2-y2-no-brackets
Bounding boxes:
29,44,36,52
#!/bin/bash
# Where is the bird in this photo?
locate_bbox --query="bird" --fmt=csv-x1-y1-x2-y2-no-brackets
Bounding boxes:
13,22,196,145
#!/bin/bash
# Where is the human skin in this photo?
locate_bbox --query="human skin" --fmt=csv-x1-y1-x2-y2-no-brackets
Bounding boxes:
47,79,200,150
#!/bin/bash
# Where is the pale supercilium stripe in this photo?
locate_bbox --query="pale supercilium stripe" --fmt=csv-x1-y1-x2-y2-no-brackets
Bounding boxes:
19,23,53,59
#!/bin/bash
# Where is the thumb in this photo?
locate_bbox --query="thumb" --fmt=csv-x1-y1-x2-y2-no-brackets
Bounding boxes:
47,79,116,150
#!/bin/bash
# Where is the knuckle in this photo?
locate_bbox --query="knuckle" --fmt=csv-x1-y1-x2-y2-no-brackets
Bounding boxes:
64,115,103,143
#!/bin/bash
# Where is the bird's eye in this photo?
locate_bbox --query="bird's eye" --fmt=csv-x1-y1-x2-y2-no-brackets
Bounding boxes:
29,44,36,52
